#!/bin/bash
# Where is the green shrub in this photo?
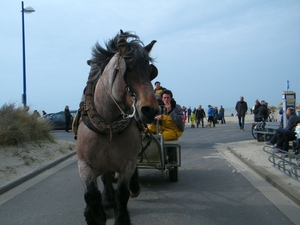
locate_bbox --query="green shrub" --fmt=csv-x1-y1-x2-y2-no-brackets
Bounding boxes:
0,103,54,146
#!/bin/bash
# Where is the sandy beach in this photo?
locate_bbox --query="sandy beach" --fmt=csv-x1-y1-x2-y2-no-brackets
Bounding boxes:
0,140,76,188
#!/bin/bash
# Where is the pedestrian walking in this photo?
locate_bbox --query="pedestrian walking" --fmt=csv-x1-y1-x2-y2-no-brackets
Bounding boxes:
235,96,248,131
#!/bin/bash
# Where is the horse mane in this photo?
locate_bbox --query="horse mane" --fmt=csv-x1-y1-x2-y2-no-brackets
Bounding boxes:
88,31,154,77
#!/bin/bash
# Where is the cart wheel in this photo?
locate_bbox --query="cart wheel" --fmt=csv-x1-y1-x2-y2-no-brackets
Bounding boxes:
168,147,178,182
251,124,257,139
169,167,178,182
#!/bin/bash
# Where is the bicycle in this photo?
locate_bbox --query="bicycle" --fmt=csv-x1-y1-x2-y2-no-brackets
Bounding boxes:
251,117,266,139
267,109,277,122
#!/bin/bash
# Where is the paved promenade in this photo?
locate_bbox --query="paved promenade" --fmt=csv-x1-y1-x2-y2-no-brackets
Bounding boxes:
222,139,300,206
186,114,300,207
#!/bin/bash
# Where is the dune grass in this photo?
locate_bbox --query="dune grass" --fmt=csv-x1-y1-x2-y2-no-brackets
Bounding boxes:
0,103,54,146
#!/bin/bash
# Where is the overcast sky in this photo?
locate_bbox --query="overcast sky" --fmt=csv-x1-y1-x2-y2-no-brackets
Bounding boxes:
1,0,299,114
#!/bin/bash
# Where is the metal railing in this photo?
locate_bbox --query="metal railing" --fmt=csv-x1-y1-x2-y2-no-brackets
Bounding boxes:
263,145,300,180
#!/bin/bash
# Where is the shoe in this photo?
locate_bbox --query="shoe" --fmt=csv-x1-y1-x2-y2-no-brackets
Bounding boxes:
65,130,69,132
273,145,283,150
265,142,274,146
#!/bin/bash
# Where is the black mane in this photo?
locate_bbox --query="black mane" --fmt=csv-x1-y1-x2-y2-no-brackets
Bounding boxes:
88,31,154,77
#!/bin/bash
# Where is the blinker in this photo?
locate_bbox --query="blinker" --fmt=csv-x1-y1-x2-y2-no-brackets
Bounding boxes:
126,86,135,97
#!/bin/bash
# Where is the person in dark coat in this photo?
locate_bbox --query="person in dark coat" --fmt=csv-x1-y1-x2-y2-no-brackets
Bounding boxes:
219,105,226,124
235,96,248,131
64,105,72,132
254,100,269,122
187,107,192,123
266,107,300,151
253,99,261,121
196,105,206,128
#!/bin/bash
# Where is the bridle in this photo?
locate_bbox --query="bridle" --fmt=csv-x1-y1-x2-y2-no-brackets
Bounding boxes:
99,54,136,119
80,53,138,140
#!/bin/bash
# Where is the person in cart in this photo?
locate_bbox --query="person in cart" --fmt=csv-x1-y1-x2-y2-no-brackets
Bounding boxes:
148,89,184,140
147,89,184,179
154,81,167,106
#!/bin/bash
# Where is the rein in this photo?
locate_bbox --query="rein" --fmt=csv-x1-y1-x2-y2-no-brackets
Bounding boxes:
100,81,136,119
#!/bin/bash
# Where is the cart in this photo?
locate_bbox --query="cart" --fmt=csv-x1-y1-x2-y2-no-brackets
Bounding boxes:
137,128,181,182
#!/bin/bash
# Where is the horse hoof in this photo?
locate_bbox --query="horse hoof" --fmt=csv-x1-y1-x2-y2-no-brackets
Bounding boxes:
84,207,107,225
102,200,116,211
130,188,140,198
104,207,115,218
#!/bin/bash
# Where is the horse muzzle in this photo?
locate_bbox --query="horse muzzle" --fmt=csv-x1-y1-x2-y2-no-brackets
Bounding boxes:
138,105,159,124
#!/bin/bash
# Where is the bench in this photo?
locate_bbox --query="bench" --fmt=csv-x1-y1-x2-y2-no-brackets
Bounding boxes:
293,139,300,155
255,121,281,142
293,125,300,154
279,123,300,152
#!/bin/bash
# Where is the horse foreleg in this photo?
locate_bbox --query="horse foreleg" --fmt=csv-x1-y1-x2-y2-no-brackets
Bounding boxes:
101,171,116,210
129,168,140,198
84,179,107,225
78,160,106,225
115,180,131,225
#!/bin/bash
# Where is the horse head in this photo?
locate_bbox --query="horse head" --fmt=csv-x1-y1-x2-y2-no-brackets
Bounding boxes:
92,31,159,125
112,31,159,124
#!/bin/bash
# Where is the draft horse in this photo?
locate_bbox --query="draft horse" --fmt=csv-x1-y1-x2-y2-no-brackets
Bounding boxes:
76,30,159,225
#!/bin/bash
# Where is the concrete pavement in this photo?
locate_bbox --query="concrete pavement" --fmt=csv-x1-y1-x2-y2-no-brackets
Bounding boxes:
1,123,299,208
226,140,300,207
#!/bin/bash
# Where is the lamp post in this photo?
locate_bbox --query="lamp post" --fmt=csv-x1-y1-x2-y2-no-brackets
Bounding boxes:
21,1,35,108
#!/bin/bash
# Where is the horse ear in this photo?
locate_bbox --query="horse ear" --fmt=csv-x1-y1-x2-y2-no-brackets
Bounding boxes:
144,40,157,53
149,64,158,81
119,45,127,56
118,30,128,55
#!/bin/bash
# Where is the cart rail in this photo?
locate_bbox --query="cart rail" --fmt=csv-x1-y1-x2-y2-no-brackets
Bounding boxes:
137,131,181,182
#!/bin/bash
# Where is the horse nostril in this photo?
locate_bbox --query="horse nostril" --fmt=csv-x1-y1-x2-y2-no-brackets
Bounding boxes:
141,106,158,118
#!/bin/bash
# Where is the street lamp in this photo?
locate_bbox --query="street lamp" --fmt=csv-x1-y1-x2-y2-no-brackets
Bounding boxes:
21,1,35,108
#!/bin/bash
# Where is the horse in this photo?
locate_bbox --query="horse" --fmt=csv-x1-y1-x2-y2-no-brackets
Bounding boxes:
75,30,159,225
